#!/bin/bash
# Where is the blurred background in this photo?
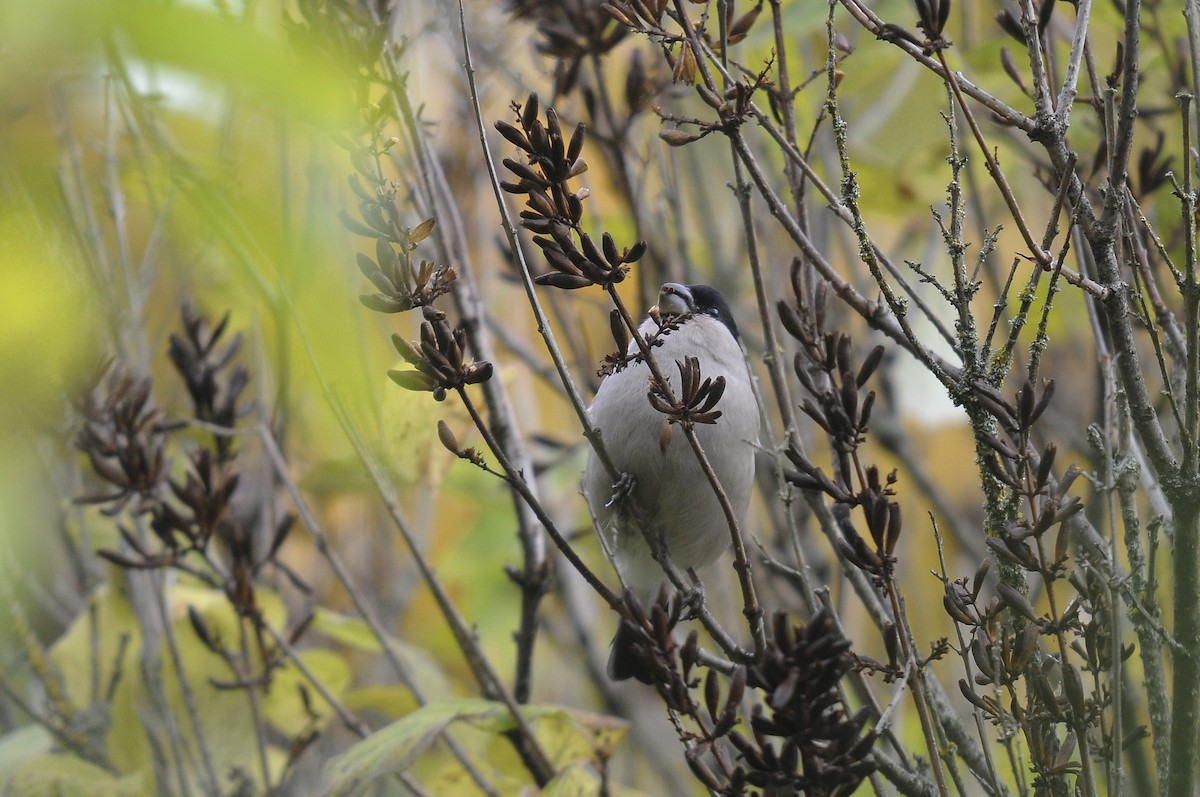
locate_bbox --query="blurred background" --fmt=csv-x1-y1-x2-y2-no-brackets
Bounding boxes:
0,0,1182,794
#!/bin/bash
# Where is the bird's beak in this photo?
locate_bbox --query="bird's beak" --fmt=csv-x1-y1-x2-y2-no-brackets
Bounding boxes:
656,283,694,318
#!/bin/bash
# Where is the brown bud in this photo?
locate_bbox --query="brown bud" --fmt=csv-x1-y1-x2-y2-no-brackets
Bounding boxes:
437,420,459,454
660,128,702,147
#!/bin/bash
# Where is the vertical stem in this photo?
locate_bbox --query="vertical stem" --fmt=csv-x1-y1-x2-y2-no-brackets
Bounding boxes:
1054,0,1093,126
1102,361,1124,795
257,419,504,797
1035,537,1099,797
884,579,950,797
403,0,549,706
1167,505,1200,797
237,616,274,796
1187,3,1200,151
155,590,220,796
932,526,1007,796
1167,85,1200,797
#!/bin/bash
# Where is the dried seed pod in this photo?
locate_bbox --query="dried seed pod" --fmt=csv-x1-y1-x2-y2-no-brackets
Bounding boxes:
525,188,557,219
566,122,586,165
624,240,647,263
836,335,853,377
266,514,295,563
838,533,883,573
409,218,435,244
1062,662,1086,718
959,678,988,709
519,214,552,232
980,431,1017,459
660,128,702,147
601,232,621,267
884,501,902,554
673,41,697,85
1017,380,1036,429
1011,623,1040,673
710,698,739,739
997,582,1040,624
840,373,859,426
726,665,746,707
566,193,584,224
915,0,951,39
728,3,762,41
681,630,700,671
495,120,532,151
1000,47,1028,92
579,233,613,273
1030,378,1055,424
970,634,996,683
685,751,722,791
535,272,593,290
464,362,493,385
1054,519,1072,566
1037,0,1055,34
859,390,876,429
603,2,638,28
188,605,218,650
883,623,901,669
391,334,422,366
356,255,395,295
437,420,459,454
697,83,723,109
972,558,992,598
528,119,549,157
545,107,565,166
521,93,540,131
995,9,1024,42
943,582,977,625
856,345,885,387
982,453,1018,488
609,309,631,352
777,300,806,341
704,669,721,722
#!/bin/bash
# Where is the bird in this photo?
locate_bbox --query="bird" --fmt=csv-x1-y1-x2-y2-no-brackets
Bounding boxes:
583,282,758,681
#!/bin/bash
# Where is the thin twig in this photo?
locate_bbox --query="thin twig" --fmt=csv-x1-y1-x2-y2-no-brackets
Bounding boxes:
237,615,275,795
1054,0,1093,127
384,2,550,707
255,420,504,797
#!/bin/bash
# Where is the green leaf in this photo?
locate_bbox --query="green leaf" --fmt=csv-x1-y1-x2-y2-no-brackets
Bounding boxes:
111,2,353,127
323,699,631,796
48,584,294,791
539,764,654,797
311,608,451,700
343,685,421,720
322,702,483,796
387,368,436,391
0,726,52,788
539,763,600,797
263,649,353,736
4,753,148,797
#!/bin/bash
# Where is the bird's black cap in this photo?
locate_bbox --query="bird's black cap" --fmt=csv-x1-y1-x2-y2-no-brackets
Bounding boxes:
686,284,740,340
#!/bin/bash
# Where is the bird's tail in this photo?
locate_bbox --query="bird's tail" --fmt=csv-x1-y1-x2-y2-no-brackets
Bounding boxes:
607,617,655,684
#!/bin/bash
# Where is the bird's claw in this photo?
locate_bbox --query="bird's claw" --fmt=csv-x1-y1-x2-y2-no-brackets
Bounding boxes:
605,472,637,509
680,583,706,621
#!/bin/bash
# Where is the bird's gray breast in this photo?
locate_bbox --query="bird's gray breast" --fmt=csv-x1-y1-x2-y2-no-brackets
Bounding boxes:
583,315,758,599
